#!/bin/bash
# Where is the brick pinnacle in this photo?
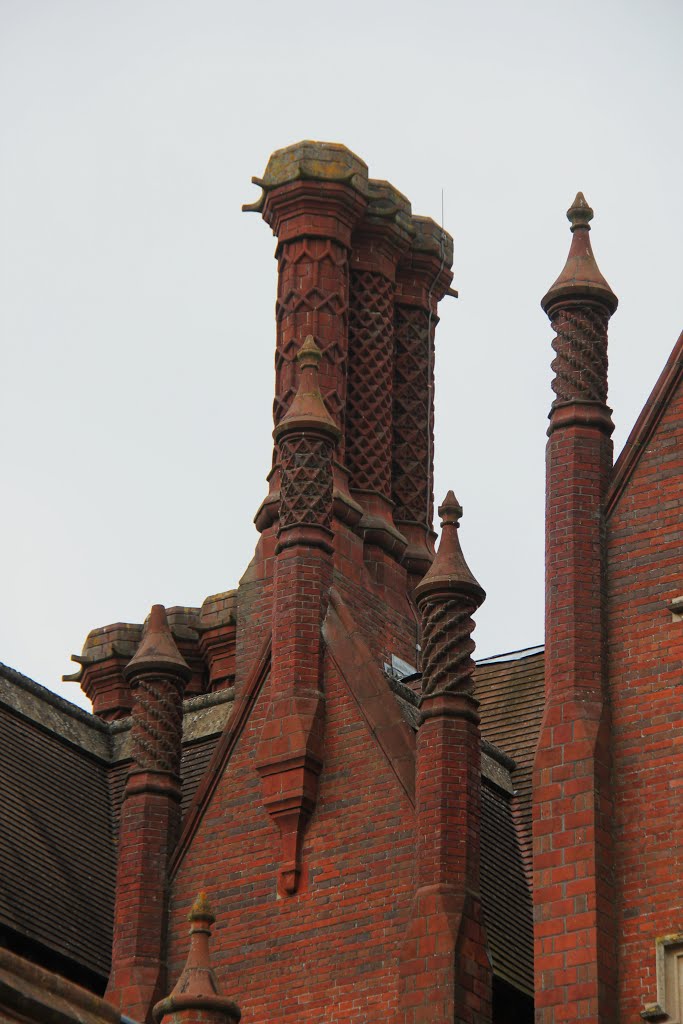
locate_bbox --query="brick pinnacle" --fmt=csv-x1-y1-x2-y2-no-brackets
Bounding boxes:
541,192,618,315
123,604,191,682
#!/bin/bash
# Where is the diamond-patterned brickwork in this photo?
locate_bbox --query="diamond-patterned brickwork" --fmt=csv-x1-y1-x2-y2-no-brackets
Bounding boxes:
279,434,334,531
392,304,434,528
275,239,349,432
346,270,394,496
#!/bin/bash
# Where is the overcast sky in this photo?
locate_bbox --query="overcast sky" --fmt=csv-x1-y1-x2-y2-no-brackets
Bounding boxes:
1,0,681,710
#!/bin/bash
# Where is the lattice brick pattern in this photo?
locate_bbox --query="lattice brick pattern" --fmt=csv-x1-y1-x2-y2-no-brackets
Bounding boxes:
130,675,183,775
279,435,334,531
420,598,477,697
275,239,349,431
346,270,394,496
550,305,609,405
392,305,434,527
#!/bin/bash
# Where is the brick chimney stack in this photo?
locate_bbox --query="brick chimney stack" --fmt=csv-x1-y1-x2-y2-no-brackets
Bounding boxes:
393,218,455,586
533,194,618,1024
399,492,491,1024
106,604,191,1023
346,179,414,561
244,141,368,532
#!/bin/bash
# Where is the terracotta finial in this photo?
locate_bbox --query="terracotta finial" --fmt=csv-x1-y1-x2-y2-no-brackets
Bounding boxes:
273,336,341,442
414,492,485,607
567,192,593,231
297,333,323,370
438,490,463,526
189,890,216,925
153,892,240,1023
123,604,191,682
541,193,618,315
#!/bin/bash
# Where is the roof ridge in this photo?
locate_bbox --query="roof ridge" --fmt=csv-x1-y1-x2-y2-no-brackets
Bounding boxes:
476,645,544,665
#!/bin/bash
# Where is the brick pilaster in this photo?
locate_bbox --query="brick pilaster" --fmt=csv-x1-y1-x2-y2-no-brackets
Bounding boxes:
533,194,618,1024
106,605,191,1024
398,493,490,1024
346,179,413,560
255,336,340,896
244,141,368,533
393,217,455,586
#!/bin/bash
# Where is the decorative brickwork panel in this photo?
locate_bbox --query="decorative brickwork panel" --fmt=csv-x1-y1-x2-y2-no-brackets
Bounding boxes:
346,270,394,497
392,304,434,528
275,239,349,431
130,675,183,776
420,597,477,697
550,305,609,405
278,435,334,531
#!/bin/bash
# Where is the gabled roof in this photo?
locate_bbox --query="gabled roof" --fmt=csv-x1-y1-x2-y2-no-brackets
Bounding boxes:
606,330,683,517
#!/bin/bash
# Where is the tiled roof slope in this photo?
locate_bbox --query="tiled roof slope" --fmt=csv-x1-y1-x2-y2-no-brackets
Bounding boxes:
0,664,234,989
481,781,534,996
0,665,115,980
476,648,545,844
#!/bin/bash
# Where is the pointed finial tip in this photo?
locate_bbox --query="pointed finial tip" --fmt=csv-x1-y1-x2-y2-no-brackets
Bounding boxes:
438,490,463,526
189,890,216,924
148,604,167,630
297,335,322,368
567,192,594,231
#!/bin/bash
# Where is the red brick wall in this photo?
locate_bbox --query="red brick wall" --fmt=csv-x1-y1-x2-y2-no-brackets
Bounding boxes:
169,654,416,1023
607,370,683,1021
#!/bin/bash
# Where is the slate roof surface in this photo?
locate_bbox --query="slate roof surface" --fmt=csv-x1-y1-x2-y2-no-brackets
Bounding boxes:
0,682,115,978
0,664,230,983
481,780,535,996
476,648,545,845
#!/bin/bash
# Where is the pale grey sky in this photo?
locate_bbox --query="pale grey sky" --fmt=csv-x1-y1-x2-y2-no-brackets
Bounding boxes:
1,0,681,709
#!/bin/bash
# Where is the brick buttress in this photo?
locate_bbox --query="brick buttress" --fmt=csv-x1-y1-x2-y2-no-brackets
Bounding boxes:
106,604,191,1023
255,336,340,896
532,194,619,1024
393,218,455,587
398,492,491,1024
